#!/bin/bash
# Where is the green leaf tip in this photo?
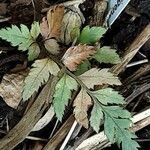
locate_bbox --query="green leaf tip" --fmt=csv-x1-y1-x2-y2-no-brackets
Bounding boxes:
0,22,40,61
30,21,40,39
92,88,125,105
0,24,32,51
53,74,78,121
78,26,107,44
94,46,121,64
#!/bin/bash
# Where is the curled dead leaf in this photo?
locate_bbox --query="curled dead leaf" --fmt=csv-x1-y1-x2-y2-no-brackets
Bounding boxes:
60,5,85,45
0,70,28,108
40,5,64,54
62,44,96,71
32,106,54,131
40,4,85,54
47,4,65,39
40,19,60,54
40,5,64,40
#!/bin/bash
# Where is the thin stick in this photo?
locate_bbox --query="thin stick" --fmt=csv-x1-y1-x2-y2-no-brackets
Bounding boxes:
0,17,11,23
136,139,150,142
6,117,9,132
26,136,48,142
138,51,147,58
31,0,36,21
60,121,78,150
43,115,74,150
126,83,150,105
49,119,59,139
126,59,148,68
123,63,150,85
132,108,150,123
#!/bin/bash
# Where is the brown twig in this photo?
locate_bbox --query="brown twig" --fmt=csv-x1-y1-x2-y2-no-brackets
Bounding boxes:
123,63,150,85
125,83,150,105
111,24,150,75
43,115,75,150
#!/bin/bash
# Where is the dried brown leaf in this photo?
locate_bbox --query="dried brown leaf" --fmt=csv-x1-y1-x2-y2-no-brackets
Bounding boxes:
0,70,28,108
40,18,60,54
78,68,122,89
47,4,64,39
40,4,84,46
40,5,64,54
40,17,49,38
40,5,64,39
73,88,92,128
62,44,96,71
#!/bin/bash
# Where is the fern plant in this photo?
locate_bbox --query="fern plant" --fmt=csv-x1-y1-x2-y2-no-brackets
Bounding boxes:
0,23,139,150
